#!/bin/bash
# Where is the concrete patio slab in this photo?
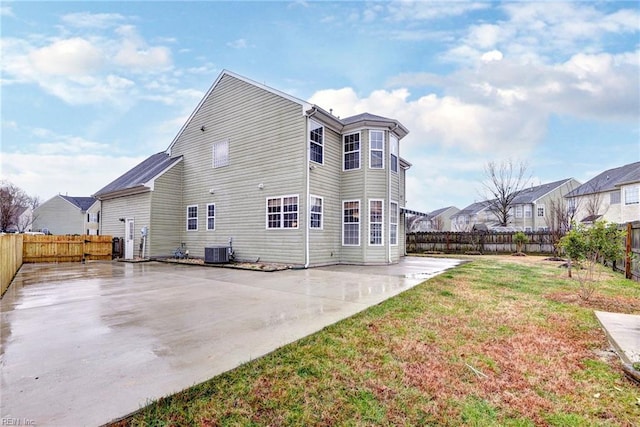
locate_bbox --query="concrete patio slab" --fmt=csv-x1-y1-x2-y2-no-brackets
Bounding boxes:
595,311,640,365
1,257,461,426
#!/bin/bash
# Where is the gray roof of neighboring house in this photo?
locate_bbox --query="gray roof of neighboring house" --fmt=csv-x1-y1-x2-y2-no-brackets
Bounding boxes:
453,200,495,217
429,206,458,218
94,152,183,197
59,196,96,211
566,161,640,197
512,178,575,204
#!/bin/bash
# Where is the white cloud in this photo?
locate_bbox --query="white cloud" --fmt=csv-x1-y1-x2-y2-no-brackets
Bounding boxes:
113,25,172,72
1,151,146,200
480,49,503,62
29,37,104,76
227,38,248,49
60,12,126,29
388,1,489,21
1,5,14,17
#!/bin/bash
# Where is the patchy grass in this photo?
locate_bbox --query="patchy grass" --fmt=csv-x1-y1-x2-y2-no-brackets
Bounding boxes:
110,256,640,427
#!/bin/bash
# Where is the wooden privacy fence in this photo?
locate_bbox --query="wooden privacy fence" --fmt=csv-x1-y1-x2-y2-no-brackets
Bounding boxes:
406,231,555,254
1,234,24,295
23,235,112,263
615,221,640,281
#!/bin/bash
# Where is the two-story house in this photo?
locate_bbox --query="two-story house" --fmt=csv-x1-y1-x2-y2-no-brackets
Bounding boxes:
565,161,640,224
33,195,100,235
509,178,581,231
94,70,411,265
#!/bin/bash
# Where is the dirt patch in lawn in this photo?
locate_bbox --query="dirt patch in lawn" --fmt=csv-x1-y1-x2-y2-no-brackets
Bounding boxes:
546,291,640,314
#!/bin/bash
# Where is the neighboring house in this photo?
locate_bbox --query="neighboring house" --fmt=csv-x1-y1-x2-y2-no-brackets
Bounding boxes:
33,195,100,235
450,200,495,231
407,206,459,232
509,178,581,231
94,69,412,265
565,161,640,224
5,206,33,233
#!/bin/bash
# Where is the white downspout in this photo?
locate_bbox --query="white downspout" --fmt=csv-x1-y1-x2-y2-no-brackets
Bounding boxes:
304,107,318,268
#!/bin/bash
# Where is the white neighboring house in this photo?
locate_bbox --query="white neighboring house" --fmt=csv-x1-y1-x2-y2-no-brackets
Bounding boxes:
407,206,460,232
33,195,101,235
5,206,34,233
565,162,640,224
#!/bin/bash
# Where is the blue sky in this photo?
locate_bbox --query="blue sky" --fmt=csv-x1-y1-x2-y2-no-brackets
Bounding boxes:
1,1,638,213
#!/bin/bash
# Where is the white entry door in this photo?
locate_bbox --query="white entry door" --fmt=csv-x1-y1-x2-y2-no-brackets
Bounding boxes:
125,218,134,260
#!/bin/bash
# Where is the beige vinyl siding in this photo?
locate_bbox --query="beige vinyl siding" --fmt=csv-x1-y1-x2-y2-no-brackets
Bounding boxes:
101,192,151,257
149,162,183,257
33,196,84,235
309,125,342,265
169,74,307,264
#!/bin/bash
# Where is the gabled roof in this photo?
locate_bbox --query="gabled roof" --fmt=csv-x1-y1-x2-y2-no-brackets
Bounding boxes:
167,70,410,155
512,178,575,204
453,200,495,217
566,161,640,197
94,152,183,198
429,206,458,218
59,195,96,211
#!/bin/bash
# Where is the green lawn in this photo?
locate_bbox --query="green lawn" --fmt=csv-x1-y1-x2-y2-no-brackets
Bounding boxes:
112,256,640,427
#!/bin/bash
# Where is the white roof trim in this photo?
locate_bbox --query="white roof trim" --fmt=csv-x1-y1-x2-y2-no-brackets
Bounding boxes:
145,156,183,191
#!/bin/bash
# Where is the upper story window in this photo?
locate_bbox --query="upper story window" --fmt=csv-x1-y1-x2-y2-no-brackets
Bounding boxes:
524,205,532,218
310,195,323,229
625,186,639,205
212,139,229,168
610,190,621,205
390,135,398,173
344,132,360,171
207,203,215,230
187,205,198,231
267,195,299,229
309,121,324,164
369,131,384,169
537,205,545,217
515,205,523,218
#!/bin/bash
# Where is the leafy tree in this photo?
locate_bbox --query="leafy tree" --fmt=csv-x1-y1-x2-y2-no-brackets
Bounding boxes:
480,159,531,227
559,221,626,300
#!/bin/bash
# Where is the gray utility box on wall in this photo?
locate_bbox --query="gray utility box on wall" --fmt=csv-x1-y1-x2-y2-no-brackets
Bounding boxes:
205,246,230,264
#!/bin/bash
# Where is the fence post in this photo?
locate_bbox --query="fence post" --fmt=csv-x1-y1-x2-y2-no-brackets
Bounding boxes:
626,222,632,280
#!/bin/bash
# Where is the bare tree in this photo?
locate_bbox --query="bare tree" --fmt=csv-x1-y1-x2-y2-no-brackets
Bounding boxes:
431,215,445,231
583,181,606,220
480,159,531,227
0,180,34,232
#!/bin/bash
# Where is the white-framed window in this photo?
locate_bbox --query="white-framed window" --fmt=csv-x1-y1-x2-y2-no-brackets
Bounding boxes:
524,205,532,218
537,205,545,217
369,199,383,245
267,195,299,229
310,195,323,229
342,200,360,246
186,205,198,231
343,132,360,171
390,135,398,173
610,190,621,204
515,205,523,218
369,130,384,169
207,203,215,231
309,121,323,164
525,227,532,232
538,226,549,231
390,201,398,245
212,139,229,168
624,186,639,205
